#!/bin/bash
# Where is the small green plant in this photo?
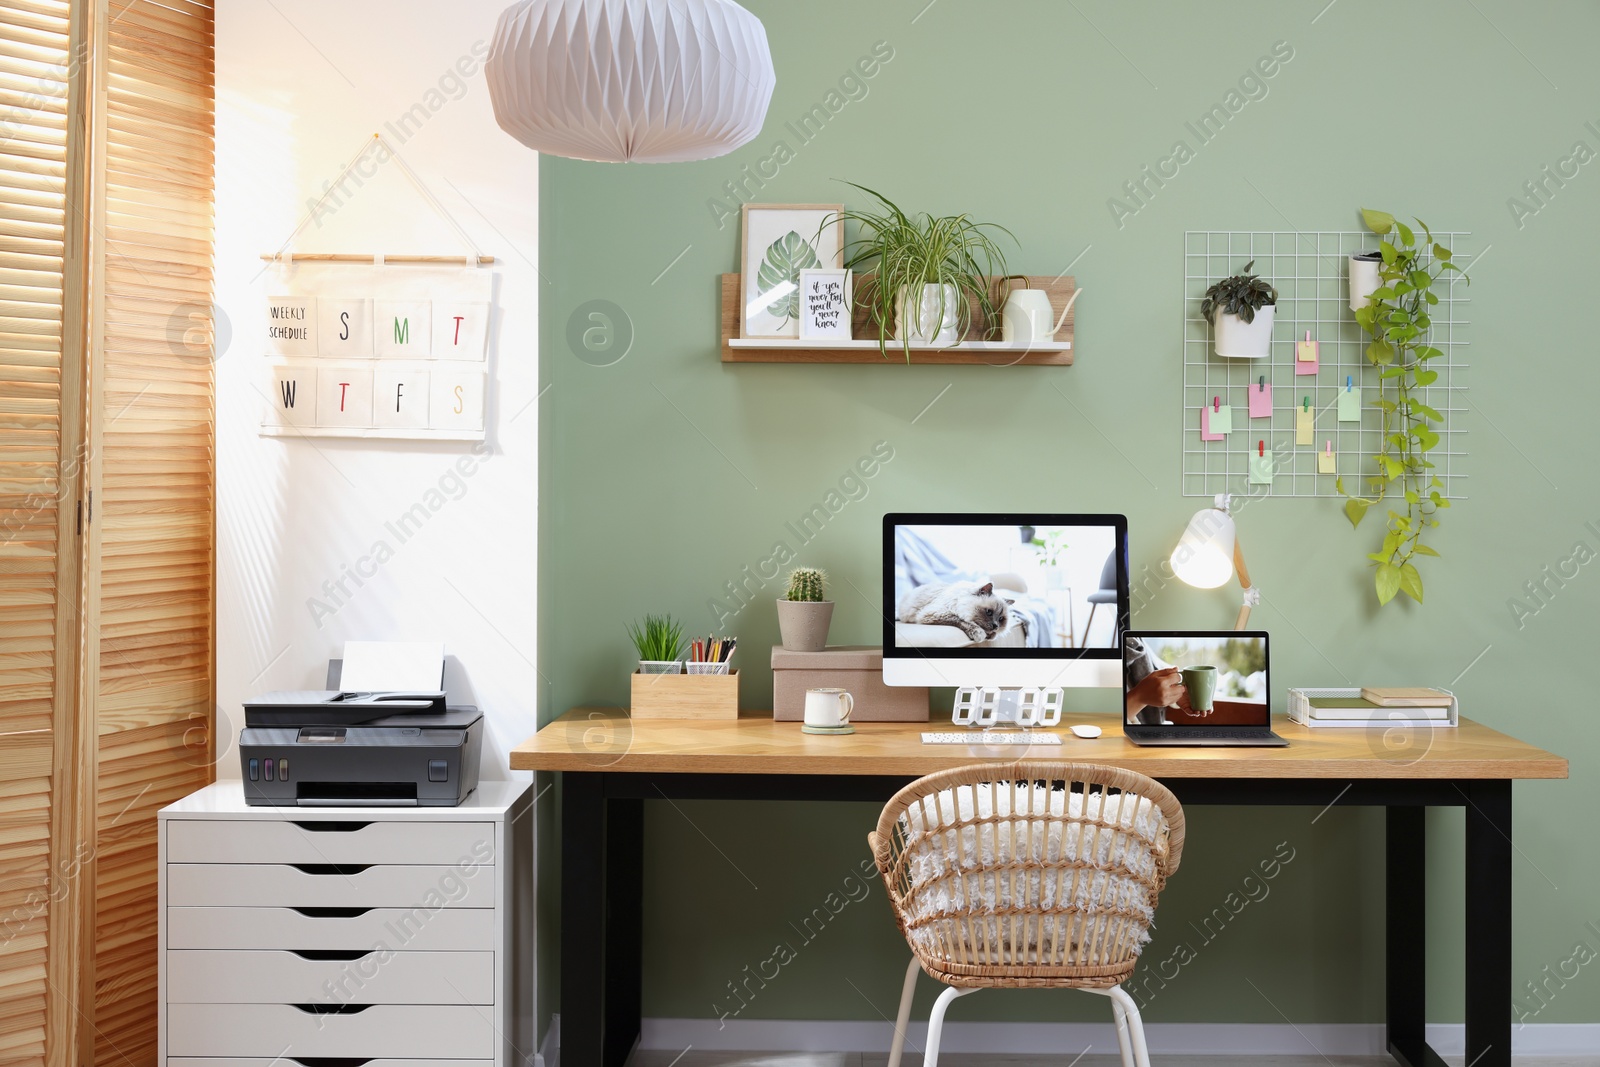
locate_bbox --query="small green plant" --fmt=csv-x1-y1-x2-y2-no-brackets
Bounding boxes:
1338,207,1469,607
784,567,827,602
827,183,1014,362
1200,260,1277,324
626,613,685,662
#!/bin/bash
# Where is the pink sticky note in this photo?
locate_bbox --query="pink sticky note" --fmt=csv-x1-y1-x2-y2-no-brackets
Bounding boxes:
1249,380,1273,418
1201,406,1223,441
1296,335,1321,375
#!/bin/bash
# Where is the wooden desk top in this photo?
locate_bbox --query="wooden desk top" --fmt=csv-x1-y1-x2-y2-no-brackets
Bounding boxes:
511,709,1568,780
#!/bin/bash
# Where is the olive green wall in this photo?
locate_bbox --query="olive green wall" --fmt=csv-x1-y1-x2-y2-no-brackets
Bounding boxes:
538,0,1598,1029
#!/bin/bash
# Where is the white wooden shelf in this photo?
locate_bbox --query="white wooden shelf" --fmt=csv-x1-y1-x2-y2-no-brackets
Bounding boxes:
726,338,1071,352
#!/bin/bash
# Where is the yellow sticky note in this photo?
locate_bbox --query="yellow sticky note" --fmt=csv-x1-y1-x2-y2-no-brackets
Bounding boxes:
1296,333,1319,363
1318,444,1336,474
1296,406,1313,445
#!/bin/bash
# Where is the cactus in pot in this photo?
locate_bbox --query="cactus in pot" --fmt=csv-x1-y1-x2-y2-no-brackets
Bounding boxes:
776,567,833,652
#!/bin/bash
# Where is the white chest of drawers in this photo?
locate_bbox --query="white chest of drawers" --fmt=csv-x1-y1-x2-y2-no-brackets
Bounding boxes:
159,780,532,1067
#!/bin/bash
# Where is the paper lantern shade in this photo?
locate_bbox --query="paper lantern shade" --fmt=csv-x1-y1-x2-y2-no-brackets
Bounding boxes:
486,0,777,164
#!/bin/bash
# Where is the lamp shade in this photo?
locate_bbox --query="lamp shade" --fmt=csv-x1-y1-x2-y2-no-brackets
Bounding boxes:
485,0,777,164
1170,507,1236,589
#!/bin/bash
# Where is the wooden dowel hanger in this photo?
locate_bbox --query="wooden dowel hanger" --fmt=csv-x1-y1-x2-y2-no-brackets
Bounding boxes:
260,253,496,265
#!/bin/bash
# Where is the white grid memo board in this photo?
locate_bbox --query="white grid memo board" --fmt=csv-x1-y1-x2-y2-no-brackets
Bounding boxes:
1182,231,1472,499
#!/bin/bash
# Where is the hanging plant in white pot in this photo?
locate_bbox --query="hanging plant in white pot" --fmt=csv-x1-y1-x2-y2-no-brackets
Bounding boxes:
828,183,1014,362
1201,260,1278,358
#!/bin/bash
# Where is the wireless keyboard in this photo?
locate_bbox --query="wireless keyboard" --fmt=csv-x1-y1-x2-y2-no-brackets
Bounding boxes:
921,731,1063,746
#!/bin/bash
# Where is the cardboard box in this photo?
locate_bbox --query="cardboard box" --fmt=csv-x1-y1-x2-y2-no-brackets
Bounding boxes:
771,645,928,722
631,669,739,719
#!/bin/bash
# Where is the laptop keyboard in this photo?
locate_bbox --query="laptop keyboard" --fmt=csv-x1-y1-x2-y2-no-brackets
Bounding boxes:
1140,728,1269,740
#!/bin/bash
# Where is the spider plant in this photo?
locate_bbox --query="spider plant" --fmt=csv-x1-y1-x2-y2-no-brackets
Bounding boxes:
826,183,1014,362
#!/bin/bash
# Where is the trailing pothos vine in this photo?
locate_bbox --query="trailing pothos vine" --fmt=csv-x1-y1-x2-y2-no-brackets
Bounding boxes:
1338,208,1469,607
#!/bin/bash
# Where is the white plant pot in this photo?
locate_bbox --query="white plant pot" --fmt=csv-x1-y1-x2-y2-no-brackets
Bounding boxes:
1349,252,1384,311
1212,304,1275,358
895,283,962,346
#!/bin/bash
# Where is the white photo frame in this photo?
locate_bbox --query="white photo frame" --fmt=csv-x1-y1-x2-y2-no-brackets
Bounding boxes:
740,203,843,338
798,268,852,339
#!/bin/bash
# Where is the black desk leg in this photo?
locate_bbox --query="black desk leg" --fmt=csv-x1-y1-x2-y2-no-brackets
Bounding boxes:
1464,780,1513,1067
562,772,606,1067
604,797,644,1066
1386,805,1427,1061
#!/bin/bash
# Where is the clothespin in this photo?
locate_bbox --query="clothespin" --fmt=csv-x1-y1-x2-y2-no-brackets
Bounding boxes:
1303,396,1310,412
1258,375,1267,392
1258,440,1265,457
1213,396,1220,411
1346,375,1353,392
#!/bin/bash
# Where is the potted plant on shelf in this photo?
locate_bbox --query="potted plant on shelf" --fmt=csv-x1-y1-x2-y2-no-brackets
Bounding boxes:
776,567,833,652
1337,207,1468,608
1201,259,1277,358
830,183,1014,362
627,613,685,674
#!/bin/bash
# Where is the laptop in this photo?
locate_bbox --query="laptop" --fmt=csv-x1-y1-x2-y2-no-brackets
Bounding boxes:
1122,630,1287,747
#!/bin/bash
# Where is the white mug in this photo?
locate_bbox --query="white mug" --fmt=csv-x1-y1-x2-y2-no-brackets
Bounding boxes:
804,688,854,728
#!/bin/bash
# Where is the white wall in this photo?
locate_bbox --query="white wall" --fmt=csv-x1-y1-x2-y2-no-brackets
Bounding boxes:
214,0,538,780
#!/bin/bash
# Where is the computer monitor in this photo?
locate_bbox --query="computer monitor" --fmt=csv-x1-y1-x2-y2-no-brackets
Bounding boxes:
882,513,1129,689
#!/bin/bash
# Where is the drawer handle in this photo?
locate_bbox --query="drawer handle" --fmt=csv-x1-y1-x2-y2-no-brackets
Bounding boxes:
291,1004,372,1015
291,1060,373,1067
291,821,373,833
291,907,372,918
290,950,372,961
290,864,372,876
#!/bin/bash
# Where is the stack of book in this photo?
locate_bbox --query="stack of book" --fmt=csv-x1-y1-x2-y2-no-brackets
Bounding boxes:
1287,687,1458,728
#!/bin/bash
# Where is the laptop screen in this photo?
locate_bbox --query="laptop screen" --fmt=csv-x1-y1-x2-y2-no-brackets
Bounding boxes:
1123,631,1269,727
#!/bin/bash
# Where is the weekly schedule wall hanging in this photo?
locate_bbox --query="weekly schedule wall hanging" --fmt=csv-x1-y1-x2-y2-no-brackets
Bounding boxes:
260,258,496,441
257,133,498,443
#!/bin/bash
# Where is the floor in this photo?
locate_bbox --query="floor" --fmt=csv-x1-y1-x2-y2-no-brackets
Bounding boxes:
626,1054,1600,1067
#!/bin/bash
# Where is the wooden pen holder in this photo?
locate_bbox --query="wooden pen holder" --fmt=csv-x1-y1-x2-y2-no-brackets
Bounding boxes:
631,668,739,720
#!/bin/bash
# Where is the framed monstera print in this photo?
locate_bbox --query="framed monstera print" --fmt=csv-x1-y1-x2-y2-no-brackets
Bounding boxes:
740,203,844,338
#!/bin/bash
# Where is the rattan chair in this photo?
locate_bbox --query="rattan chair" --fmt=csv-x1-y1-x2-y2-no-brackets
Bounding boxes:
868,761,1186,1067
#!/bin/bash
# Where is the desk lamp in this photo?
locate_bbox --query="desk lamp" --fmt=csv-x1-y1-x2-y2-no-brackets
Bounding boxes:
1170,494,1259,630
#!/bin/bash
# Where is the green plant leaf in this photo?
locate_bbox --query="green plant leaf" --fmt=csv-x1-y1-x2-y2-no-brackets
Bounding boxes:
1382,456,1404,479
1425,291,1439,305
1396,221,1415,245
1379,242,1399,264
1362,208,1396,234
1368,338,1395,364
1411,401,1443,421
1344,497,1371,528
1376,563,1401,605
1416,427,1440,451
1414,369,1439,386
1405,489,1419,505
756,231,821,322
1414,543,1441,557
1399,562,1424,602
1433,243,1451,261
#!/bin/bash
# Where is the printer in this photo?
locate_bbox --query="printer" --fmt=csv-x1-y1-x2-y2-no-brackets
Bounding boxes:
239,642,482,807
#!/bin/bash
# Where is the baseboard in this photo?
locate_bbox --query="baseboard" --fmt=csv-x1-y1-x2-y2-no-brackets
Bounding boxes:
638,1017,1600,1056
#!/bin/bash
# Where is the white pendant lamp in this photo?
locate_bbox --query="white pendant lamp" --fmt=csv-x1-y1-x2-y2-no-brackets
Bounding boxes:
1170,494,1261,629
486,0,777,164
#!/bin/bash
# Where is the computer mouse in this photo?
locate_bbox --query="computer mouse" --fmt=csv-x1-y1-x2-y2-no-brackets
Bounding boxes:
1070,723,1102,739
